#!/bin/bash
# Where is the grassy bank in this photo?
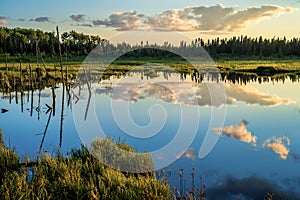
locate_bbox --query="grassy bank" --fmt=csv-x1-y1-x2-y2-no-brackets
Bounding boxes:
0,57,300,93
0,130,171,200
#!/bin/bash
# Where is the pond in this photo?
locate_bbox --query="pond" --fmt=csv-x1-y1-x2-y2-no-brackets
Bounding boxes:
1,68,300,199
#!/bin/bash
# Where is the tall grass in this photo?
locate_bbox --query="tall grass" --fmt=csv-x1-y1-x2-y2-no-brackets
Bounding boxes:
0,131,171,200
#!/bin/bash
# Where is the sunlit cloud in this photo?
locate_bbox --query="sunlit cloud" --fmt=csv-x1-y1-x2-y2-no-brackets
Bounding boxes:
263,136,290,160
213,120,257,144
30,17,51,23
89,4,293,32
176,148,196,160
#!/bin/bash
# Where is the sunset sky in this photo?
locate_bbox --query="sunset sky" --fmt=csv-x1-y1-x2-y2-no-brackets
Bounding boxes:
1,0,300,44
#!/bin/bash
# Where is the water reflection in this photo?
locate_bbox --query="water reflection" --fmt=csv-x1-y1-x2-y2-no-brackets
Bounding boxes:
1,68,300,197
262,136,290,160
91,71,295,107
212,120,257,145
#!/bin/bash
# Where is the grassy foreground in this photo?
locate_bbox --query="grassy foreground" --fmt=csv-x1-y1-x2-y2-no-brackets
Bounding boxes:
0,131,171,200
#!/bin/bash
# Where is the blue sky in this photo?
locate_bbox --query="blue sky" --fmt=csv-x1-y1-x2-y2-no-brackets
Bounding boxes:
1,0,300,44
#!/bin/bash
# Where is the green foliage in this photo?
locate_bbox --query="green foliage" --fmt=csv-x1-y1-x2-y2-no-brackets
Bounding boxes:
0,129,3,145
1,27,300,60
0,131,19,185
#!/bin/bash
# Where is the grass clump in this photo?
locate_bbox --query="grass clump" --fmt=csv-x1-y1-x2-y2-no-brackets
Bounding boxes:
0,131,171,200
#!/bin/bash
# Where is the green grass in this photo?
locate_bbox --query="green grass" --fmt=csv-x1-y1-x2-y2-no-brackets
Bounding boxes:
216,59,300,71
0,130,171,200
0,57,300,93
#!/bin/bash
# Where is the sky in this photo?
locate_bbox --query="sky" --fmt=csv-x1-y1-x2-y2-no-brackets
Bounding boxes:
1,0,300,44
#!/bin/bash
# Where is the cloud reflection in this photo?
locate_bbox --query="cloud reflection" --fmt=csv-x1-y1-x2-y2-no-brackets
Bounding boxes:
263,136,290,160
225,83,294,106
107,78,294,107
212,120,257,145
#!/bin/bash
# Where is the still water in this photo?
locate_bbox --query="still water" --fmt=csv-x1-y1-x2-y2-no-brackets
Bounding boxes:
1,69,300,199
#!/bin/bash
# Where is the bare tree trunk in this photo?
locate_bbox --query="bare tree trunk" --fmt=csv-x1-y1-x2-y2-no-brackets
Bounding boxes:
59,81,65,148
38,88,41,120
15,90,18,104
84,69,92,95
84,93,91,121
21,91,24,113
37,109,52,160
57,26,65,148
27,90,29,103
51,86,56,116
9,91,12,104
30,89,34,117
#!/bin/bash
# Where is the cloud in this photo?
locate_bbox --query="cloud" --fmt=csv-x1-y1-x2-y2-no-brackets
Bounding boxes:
213,120,257,144
207,175,300,199
98,72,293,108
263,136,290,159
130,83,176,103
70,14,85,22
225,83,294,107
91,4,293,32
93,10,143,31
0,20,8,26
70,14,94,27
31,17,50,22
18,18,26,22
176,148,196,159
0,16,6,20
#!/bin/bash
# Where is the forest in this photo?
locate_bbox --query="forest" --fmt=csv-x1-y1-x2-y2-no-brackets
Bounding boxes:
1,27,300,60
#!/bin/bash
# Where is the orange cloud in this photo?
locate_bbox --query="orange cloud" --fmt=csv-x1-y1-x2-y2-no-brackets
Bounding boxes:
213,120,257,144
263,136,290,160
90,4,293,32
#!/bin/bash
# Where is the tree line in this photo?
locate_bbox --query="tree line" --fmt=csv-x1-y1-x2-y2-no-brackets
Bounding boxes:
1,27,300,59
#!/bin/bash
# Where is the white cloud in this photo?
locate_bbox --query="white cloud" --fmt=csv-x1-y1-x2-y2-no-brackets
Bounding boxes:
90,4,293,32
213,120,257,144
263,136,290,160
